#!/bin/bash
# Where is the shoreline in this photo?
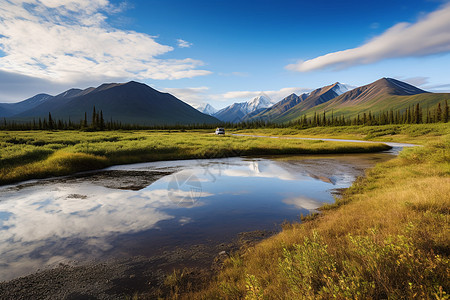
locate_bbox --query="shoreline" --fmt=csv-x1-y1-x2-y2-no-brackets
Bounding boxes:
0,229,275,299
0,130,391,186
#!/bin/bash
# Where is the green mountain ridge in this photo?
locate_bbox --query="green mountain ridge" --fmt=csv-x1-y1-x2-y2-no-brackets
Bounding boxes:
273,78,448,123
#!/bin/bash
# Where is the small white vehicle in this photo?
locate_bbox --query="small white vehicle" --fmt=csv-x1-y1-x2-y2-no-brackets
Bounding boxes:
215,127,225,135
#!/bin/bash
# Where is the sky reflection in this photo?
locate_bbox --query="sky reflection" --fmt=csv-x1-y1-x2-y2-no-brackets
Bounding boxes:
0,154,394,281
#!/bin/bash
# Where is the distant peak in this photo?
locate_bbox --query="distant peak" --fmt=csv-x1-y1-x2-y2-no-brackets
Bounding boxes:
377,77,391,84
331,82,349,95
248,93,272,104
369,77,428,95
124,81,149,87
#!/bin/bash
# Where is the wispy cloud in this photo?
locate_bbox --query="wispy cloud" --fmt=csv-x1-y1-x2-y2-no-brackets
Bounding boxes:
286,3,450,72
163,86,210,106
400,76,430,87
218,71,249,77
0,0,211,84
422,82,450,93
177,38,193,48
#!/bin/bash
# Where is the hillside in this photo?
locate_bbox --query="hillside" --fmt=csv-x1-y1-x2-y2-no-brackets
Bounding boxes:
255,82,349,123
245,93,309,122
294,82,349,109
0,94,53,118
8,82,219,125
277,78,448,123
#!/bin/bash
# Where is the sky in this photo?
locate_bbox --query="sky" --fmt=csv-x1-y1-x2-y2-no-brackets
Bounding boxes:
0,0,450,109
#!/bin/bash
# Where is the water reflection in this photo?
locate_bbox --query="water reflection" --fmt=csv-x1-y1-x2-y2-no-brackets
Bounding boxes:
0,153,394,281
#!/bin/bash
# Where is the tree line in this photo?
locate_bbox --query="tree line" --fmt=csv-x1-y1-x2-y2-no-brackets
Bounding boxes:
0,106,219,131
0,101,449,131
223,100,449,129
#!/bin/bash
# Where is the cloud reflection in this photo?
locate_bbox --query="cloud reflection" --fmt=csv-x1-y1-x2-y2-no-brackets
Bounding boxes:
282,196,323,211
0,183,210,281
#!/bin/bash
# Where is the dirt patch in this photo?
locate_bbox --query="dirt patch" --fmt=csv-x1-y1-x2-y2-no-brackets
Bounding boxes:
0,230,274,299
65,170,176,191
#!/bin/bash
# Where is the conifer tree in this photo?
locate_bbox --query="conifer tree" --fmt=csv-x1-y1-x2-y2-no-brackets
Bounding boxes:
48,112,54,130
100,110,105,130
92,106,97,128
83,112,88,128
414,103,420,124
444,100,449,123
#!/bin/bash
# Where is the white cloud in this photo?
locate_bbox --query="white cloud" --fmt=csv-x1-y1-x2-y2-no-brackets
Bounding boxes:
282,196,322,211
177,38,193,48
0,182,210,280
0,0,211,84
286,3,450,72
219,87,312,102
163,86,210,106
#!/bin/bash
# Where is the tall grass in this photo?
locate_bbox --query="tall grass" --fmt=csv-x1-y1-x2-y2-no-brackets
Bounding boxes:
0,130,390,185
235,123,450,144
175,125,450,299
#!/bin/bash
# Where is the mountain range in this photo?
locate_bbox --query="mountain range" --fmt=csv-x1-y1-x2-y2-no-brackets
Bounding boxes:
212,93,275,123
246,82,351,123
273,78,441,123
1,81,219,125
209,78,448,124
2,78,448,126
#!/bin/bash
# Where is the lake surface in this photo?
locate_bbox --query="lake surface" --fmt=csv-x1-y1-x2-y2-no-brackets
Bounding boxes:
0,153,395,281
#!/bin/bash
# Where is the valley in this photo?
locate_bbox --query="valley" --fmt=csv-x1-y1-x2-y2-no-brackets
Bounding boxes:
0,76,449,299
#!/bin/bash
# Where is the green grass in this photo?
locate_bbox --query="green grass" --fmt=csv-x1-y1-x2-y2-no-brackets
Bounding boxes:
0,129,390,185
165,124,450,299
235,123,450,144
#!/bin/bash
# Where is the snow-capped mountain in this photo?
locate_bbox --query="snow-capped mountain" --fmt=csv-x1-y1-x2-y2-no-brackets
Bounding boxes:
213,93,275,123
195,103,217,115
331,83,355,95
243,93,273,114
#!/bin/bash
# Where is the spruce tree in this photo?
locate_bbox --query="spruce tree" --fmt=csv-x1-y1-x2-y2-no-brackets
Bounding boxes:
414,103,420,124
444,100,449,123
92,106,97,129
48,112,54,130
100,110,105,130
83,112,88,128
436,103,442,122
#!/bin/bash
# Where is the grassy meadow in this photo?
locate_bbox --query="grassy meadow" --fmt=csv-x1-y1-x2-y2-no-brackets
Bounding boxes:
1,124,448,299
0,129,390,185
162,123,450,299
235,123,450,144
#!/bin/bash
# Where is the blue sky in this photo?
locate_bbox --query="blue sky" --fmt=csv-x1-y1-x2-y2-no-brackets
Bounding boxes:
0,0,449,108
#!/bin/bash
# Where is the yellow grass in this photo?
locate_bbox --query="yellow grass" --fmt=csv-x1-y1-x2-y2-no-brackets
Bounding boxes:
0,130,390,185
174,128,450,299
